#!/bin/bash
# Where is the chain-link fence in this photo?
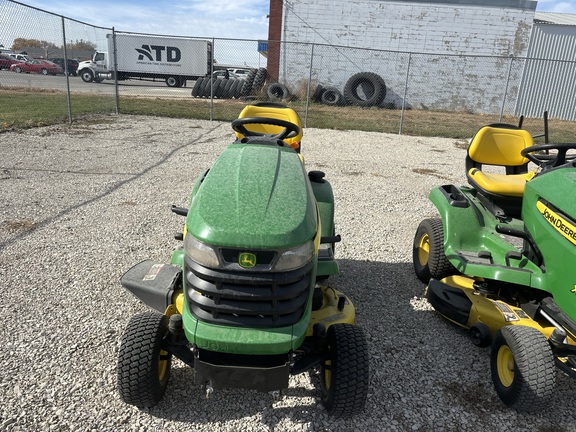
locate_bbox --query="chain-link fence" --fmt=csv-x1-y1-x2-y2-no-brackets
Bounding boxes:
2,0,575,139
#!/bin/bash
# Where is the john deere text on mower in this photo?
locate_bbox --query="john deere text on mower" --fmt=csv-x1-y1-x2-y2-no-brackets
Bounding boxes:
117,103,369,416
413,114,576,412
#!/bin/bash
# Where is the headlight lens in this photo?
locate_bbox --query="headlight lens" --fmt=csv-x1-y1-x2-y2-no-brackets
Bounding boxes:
184,234,219,268
274,241,314,271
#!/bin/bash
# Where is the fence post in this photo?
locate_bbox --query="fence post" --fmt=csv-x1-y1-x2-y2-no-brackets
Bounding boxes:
209,38,215,121
399,52,412,135
111,28,119,115
500,54,514,122
61,16,72,123
304,43,315,128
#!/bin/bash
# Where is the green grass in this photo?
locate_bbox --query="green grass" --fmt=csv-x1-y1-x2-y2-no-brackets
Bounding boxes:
2,87,576,141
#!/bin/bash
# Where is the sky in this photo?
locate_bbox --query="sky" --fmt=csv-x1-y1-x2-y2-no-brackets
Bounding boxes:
12,0,576,43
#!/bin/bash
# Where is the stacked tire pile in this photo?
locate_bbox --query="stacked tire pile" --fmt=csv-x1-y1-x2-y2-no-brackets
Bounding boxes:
314,72,386,107
191,68,268,99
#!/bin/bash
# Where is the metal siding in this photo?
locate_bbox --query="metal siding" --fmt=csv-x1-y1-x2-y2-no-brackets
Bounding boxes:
516,24,576,120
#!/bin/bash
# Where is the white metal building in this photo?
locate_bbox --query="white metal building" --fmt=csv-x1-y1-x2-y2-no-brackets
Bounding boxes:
515,12,576,120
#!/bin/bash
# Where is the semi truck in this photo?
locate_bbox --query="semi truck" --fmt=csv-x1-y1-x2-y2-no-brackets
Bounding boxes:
77,33,212,87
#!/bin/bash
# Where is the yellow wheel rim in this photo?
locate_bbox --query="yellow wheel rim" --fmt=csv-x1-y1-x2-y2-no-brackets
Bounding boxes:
158,349,169,381
497,345,515,387
417,233,430,267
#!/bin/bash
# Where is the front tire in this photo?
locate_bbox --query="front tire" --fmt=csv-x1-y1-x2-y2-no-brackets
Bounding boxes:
117,311,172,408
320,324,369,417
80,69,94,83
490,325,556,412
412,218,456,283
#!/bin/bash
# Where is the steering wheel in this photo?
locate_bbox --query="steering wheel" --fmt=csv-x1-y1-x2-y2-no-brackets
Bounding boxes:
521,143,576,170
231,117,300,141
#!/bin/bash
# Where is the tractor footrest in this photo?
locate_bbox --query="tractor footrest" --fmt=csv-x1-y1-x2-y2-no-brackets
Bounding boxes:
194,359,290,392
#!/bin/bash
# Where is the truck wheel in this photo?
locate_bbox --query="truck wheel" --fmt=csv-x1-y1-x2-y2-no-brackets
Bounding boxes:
320,324,369,417
412,218,456,283
166,76,181,87
117,311,172,408
490,325,556,412
80,69,94,83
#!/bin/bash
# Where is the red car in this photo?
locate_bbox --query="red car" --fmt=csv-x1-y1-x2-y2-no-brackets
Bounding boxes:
10,59,63,75
0,54,19,70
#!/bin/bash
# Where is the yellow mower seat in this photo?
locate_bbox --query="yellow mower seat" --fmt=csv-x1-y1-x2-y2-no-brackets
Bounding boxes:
236,103,303,151
466,125,534,198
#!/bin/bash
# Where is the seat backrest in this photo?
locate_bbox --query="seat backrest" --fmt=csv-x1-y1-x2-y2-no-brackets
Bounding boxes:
236,103,303,151
467,125,533,170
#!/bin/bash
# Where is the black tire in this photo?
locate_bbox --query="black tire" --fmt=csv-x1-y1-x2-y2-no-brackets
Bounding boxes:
165,76,180,87
41,68,48,75
117,311,172,408
202,78,217,98
213,79,225,98
221,79,235,98
80,69,94,83
343,72,386,107
267,83,290,100
198,77,211,98
241,68,257,96
251,67,267,94
14,66,22,73
321,87,344,106
412,218,456,283
320,324,369,417
312,84,325,103
490,325,556,412
191,77,204,97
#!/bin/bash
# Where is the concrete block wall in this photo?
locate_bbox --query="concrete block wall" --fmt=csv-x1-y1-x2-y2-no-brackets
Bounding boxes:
278,0,536,113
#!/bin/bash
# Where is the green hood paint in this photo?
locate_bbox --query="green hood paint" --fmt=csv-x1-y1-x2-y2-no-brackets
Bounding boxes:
523,168,576,321
187,144,317,249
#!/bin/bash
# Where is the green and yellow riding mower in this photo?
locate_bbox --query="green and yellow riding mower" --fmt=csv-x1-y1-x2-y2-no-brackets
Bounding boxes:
413,117,576,412
116,103,369,417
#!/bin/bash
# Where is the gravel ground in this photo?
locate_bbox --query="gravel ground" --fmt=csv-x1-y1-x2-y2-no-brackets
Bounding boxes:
1,115,575,432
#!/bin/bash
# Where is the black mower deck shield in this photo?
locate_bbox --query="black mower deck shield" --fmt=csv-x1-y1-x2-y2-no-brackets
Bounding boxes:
426,279,472,326
120,260,181,313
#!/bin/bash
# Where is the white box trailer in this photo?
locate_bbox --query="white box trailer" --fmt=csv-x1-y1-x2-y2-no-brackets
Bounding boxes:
77,33,212,87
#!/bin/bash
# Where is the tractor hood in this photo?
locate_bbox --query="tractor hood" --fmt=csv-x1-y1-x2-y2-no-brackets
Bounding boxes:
186,143,317,249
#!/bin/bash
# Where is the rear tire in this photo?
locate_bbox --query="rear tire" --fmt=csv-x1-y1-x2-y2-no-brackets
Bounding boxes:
412,218,456,283
490,325,556,412
320,324,369,417
117,311,172,408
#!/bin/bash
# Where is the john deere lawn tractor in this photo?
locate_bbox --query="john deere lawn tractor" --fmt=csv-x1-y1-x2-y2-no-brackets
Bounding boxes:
117,103,369,416
413,116,576,411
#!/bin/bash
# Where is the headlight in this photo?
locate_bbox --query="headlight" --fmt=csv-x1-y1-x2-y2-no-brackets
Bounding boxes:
184,234,219,268
274,241,314,271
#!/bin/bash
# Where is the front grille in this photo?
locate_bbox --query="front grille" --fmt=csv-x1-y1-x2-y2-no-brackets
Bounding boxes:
185,256,313,327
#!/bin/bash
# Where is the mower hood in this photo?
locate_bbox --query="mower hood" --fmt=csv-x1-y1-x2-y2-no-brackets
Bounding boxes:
186,143,317,249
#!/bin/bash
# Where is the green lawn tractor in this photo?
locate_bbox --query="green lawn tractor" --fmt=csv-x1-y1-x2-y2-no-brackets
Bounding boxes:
117,103,369,417
413,116,576,412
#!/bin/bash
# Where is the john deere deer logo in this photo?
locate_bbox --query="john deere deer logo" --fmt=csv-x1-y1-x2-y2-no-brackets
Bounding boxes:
239,252,257,268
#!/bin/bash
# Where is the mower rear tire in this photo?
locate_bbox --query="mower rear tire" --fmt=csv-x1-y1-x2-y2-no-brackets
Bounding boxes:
490,325,556,412
413,218,456,283
117,311,172,408
320,324,369,417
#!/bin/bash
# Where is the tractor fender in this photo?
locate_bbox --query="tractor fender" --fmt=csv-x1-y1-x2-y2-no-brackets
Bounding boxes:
309,171,335,239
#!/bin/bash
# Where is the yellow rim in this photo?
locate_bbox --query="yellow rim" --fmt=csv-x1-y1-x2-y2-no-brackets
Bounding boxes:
418,233,430,267
158,349,169,381
497,345,515,387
